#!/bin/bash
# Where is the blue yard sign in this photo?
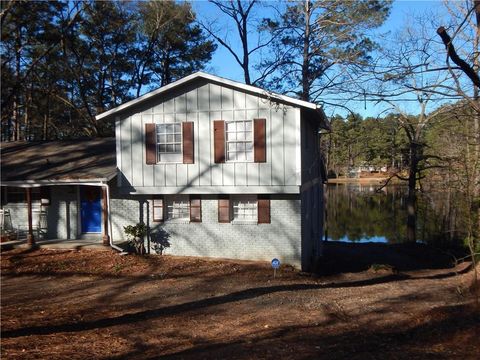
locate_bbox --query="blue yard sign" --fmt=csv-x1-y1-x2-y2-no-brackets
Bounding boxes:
271,258,280,279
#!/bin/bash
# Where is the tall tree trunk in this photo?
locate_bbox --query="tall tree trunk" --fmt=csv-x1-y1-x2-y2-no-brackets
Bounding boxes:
407,142,419,243
473,0,480,241
241,10,251,85
13,27,21,141
301,0,311,101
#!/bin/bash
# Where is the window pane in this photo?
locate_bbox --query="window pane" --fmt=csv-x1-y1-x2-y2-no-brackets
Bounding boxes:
159,134,166,143
236,143,245,152
227,132,236,141
246,151,253,161
174,144,181,153
245,121,252,131
237,152,245,161
174,123,181,132
228,143,236,152
237,121,244,131
226,122,236,132
175,134,181,143
167,144,174,152
159,144,166,153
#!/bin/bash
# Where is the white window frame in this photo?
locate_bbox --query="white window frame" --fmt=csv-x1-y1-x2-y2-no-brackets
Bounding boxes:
166,195,190,222
231,195,257,224
225,120,253,162
156,123,182,163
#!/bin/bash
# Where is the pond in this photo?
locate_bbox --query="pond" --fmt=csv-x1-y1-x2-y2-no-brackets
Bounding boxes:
325,183,468,248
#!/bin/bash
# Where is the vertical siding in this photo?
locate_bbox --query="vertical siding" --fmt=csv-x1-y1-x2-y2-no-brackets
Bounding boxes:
284,108,298,185
118,80,301,192
271,107,284,186
120,115,132,186
198,111,211,185
131,114,143,186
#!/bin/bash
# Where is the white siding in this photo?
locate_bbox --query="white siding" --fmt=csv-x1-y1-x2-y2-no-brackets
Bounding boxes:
116,80,301,194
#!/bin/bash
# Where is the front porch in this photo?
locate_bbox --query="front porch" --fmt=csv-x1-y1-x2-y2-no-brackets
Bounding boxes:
1,138,117,249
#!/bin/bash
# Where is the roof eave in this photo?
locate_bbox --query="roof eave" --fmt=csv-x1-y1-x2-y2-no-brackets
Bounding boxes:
1,169,118,186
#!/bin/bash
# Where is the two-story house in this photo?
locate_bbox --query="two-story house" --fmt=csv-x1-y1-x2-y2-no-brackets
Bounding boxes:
1,72,329,271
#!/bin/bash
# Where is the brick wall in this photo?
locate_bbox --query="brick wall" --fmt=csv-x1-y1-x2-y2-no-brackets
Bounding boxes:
110,192,302,267
3,185,303,268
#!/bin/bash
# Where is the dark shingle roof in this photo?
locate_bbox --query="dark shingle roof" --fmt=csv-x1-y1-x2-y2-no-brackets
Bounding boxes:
1,138,117,182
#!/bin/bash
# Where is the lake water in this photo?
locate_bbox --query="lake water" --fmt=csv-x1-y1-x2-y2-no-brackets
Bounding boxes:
325,183,468,247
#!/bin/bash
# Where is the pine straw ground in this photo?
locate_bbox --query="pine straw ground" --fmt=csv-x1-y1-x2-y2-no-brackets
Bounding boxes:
1,248,479,360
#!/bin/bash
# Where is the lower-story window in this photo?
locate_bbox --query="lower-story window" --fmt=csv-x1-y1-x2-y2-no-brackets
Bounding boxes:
4,187,42,203
232,195,257,222
166,195,190,221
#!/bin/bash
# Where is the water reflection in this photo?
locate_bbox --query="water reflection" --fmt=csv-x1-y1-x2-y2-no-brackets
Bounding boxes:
325,183,467,248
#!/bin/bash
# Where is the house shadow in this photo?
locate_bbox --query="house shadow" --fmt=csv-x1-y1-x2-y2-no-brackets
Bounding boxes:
315,241,466,275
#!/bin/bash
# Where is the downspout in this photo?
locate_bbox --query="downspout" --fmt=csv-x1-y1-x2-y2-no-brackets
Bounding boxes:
102,182,123,253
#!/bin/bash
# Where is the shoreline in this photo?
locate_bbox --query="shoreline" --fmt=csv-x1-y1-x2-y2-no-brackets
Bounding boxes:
327,177,390,184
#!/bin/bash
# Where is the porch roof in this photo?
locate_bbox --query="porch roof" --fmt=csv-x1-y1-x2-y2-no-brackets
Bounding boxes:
1,138,117,184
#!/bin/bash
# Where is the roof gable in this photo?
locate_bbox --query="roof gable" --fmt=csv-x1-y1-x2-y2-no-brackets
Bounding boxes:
95,72,329,128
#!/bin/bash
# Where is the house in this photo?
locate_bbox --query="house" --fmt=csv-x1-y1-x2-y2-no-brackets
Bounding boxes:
1,72,329,271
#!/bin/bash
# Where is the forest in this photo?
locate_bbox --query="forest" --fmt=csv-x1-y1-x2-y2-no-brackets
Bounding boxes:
1,0,479,252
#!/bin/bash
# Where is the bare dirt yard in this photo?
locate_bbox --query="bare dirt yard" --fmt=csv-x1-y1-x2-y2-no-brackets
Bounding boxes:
1,247,479,359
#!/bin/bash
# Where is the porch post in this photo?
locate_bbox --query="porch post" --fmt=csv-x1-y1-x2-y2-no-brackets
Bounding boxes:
26,187,35,245
102,186,110,246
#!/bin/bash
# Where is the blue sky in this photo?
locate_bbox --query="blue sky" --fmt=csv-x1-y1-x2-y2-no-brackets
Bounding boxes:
192,0,450,118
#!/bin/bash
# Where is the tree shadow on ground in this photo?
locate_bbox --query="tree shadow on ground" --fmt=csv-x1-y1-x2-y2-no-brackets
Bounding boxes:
155,304,479,360
1,268,472,339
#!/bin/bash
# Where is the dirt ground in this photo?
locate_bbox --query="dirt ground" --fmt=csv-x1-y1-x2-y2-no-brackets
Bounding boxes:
1,247,479,359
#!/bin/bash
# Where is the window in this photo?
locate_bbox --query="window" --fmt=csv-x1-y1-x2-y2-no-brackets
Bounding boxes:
166,195,190,221
156,123,182,162
232,195,257,222
5,187,41,203
225,120,253,162
152,198,164,222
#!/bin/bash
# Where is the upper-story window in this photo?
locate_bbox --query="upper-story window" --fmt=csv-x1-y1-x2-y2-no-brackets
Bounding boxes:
156,123,182,162
225,120,253,162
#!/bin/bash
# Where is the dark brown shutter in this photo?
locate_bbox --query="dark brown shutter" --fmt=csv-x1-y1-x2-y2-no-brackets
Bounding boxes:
214,120,225,163
190,197,202,222
254,118,266,163
183,122,194,164
145,123,157,165
152,197,164,222
257,197,271,224
218,198,230,223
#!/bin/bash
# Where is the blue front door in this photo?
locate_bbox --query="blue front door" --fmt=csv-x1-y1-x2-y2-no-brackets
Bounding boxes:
81,186,102,233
